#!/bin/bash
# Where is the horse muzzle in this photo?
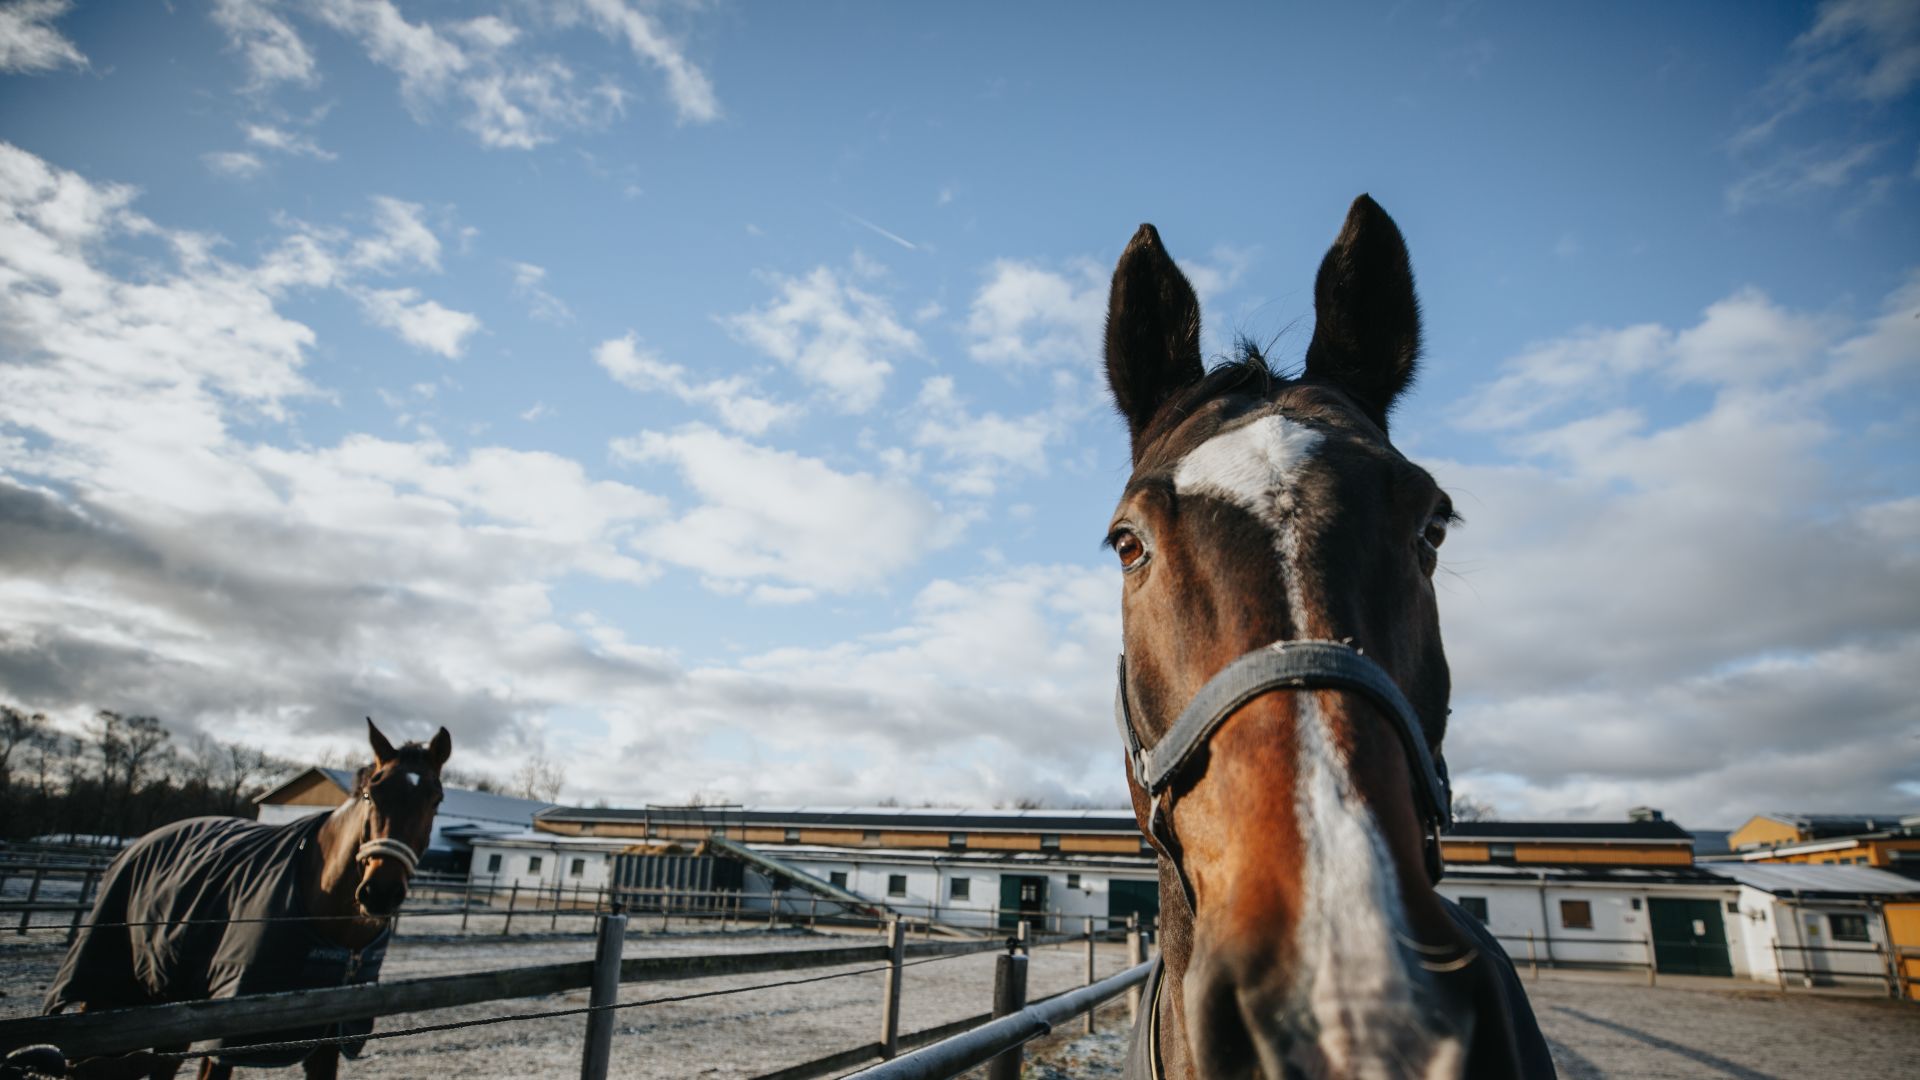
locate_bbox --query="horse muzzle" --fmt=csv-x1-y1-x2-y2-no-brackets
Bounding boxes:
354,837,418,916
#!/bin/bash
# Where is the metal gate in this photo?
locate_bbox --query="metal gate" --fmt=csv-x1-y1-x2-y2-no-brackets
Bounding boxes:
610,851,744,910
998,874,1047,930
1108,878,1159,929
1648,897,1732,976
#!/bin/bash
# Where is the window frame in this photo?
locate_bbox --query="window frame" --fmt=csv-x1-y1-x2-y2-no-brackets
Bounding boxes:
888,873,908,898
527,855,543,875
1558,898,1593,930
1828,913,1870,943
569,857,586,877
1457,896,1489,923
949,877,970,901
828,870,848,889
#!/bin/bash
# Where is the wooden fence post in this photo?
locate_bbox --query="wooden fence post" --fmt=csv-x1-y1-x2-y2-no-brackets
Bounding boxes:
501,882,519,936
809,893,818,931
17,867,44,935
987,947,1030,1080
551,881,562,932
66,870,98,946
1016,918,1030,956
1526,930,1537,980
1126,919,1146,1023
1084,917,1097,1034
1643,924,1657,986
578,909,628,1080
879,918,905,1058
459,875,475,933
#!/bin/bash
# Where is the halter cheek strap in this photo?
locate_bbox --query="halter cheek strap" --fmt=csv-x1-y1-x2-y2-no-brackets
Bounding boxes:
355,837,419,873
1115,639,1453,911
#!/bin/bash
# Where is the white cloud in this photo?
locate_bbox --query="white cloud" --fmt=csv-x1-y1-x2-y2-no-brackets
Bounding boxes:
510,261,573,324
596,334,795,435
571,0,721,124
354,286,480,358
967,258,1105,367
611,425,945,594
1457,286,1834,430
0,0,86,73
0,142,671,775
244,123,336,161
1432,273,1920,824
910,376,1058,497
202,150,267,179
351,195,442,273
723,267,919,413
211,0,317,88
1725,139,1888,212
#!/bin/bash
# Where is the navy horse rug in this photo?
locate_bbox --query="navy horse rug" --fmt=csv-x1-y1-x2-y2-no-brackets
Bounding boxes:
45,814,389,1067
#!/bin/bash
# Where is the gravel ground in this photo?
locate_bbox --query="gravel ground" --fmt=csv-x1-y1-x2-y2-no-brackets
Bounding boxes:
9,926,1917,1078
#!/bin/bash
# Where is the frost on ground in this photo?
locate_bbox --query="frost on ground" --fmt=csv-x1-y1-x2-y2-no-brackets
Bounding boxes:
1018,1019,1131,1079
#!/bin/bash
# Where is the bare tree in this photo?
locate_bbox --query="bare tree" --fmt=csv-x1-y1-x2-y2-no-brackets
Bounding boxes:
510,751,566,803
1451,793,1498,823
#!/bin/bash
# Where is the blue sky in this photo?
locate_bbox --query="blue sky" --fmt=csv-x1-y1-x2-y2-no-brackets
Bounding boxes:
1,1,1915,826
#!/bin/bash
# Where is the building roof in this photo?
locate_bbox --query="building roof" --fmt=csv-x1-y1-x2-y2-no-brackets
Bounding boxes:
1748,812,1915,839
256,766,554,826
1686,829,1732,856
537,804,1143,834
1445,820,1694,844
1440,863,1731,888
1703,862,1920,898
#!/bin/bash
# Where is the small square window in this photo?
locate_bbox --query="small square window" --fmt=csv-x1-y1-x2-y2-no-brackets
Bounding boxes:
784,828,800,843
829,870,848,888
1631,897,1643,911
486,853,502,873
528,856,543,874
1829,913,1869,942
709,827,727,839
950,877,970,901
570,858,585,877
888,874,907,897
863,830,881,843
1559,899,1593,930
1040,834,1061,850
1458,896,1488,923
1489,843,1517,862
1067,873,1082,889
948,832,967,849
1726,901,1739,914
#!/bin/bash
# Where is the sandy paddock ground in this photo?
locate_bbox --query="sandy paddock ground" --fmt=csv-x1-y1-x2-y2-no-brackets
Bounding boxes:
3,918,1136,1078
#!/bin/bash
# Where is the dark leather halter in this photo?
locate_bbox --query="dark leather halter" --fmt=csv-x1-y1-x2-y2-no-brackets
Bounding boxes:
1114,639,1453,911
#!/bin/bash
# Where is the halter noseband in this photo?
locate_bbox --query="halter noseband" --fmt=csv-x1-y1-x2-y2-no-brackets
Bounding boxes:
355,789,421,873
1114,639,1452,911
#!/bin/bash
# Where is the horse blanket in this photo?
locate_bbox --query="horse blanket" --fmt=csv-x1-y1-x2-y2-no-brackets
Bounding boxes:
44,814,389,1067
1123,897,1556,1078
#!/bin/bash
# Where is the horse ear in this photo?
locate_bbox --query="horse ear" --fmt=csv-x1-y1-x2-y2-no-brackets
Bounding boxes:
367,717,396,764
1106,224,1205,459
428,727,452,769
1303,195,1422,431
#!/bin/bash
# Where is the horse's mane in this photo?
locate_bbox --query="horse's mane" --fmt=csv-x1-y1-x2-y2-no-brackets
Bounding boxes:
1139,338,1285,449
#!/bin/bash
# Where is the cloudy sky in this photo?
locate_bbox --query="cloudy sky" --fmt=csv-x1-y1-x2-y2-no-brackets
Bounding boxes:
1,1,1915,828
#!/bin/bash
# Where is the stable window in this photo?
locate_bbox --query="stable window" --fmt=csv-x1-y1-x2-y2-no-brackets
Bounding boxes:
570,858,585,878
1559,899,1592,930
527,856,543,874
888,874,908,897
1067,873,1082,889
784,828,800,843
1829,913,1870,942
950,877,970,901
829,871,848,888
863,830,881,843
1040,834,1061,851
1458,896,1489,923
1489,843,1517,863
949,832,967,849
486,853,502,874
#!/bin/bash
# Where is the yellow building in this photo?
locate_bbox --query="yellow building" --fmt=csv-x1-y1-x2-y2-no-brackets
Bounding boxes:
1725,812,1920,870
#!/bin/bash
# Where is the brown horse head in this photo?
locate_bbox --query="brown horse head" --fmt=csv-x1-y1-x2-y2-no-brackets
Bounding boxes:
1105,198,1514,1078
348,718,449,916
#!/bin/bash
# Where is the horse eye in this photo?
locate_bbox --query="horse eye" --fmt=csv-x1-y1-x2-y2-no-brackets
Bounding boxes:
1113,530,1146,569
1421,515,1449,550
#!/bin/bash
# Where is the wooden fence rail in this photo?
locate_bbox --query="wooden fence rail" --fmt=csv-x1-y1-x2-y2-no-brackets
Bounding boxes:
0,930,1075,1060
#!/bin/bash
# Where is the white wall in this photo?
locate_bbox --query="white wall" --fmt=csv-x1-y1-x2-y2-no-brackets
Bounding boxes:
770,856,1152,930
1438,881,1750,977
468,843,614,893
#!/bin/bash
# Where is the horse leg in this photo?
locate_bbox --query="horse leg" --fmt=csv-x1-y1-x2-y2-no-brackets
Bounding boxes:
301,1046,341,1080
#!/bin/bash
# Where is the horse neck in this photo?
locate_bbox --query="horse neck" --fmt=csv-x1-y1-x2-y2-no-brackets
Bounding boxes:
306,797,386,949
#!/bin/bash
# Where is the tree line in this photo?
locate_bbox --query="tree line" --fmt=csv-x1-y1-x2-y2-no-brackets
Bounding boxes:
0,705,564,843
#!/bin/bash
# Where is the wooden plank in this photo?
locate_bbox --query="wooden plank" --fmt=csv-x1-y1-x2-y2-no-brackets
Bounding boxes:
0,961,596,1059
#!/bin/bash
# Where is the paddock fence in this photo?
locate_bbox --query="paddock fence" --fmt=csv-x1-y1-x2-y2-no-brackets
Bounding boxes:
1492,929,1908,998
0,912,1152,1080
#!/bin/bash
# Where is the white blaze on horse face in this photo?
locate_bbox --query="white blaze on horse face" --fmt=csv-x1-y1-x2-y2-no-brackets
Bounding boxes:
406,772,420,787
1173,414,1324,636
1289,693,1448,1078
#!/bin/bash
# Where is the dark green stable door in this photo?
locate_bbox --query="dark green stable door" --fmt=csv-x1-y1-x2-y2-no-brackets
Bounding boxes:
1109,879,1160,930
999,874,1047,930
1647,898,1733,976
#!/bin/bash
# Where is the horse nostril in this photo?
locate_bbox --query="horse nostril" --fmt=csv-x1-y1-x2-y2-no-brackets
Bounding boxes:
1187,955,1265,1078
